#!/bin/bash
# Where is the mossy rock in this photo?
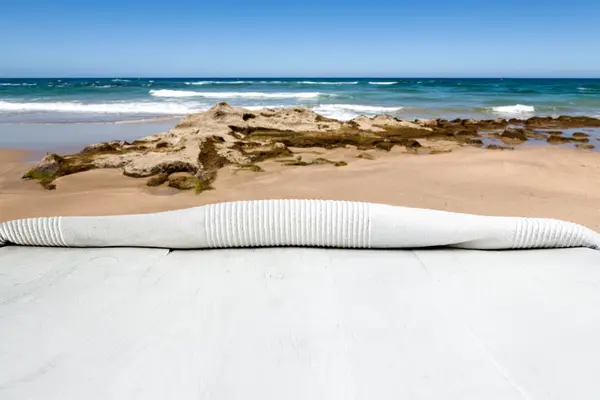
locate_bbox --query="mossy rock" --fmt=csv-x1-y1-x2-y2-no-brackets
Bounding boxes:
132,138,160,145
40,181,57,190
453,129,478,137
194,179,213,194
80,141,125,154
500,128,527,141
429,149,452,155
572,137,589,143
22,169,55,183
525,131,548,140
468,138,484,147
486,144,514,151
311,158,334,165
196,136,231,181
22,153,94,190
547,135,572,145
243,145,293,162
572,132,589,139
22,169,57,190
282,157,347,167
357,152,375,160
237,164,264,172
374,142,395,151
146,173,169,187
167,175,213,194
125,160,198,178
282,160,312,166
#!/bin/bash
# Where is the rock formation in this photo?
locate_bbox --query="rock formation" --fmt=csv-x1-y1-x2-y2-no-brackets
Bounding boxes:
23,103,600,190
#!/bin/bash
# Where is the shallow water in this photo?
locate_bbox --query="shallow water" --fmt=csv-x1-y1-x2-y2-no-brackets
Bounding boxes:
0,120,176,151
480,127,600,151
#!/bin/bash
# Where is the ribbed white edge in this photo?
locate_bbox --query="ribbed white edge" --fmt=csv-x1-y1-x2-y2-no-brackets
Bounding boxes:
203,200,370,248
512,218,599,250
0,217,67,247
0,200,599,250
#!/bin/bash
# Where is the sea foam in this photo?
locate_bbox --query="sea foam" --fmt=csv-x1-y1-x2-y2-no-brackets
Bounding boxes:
368,82,398,85
297,81,358,85
0,83,37,86
185,81,252,85
149,89,330,99
490,104,535,114
313,104,403,121
184,81,358,85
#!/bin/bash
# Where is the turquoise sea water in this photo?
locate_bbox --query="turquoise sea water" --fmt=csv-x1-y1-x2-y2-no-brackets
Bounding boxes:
1,78,599,123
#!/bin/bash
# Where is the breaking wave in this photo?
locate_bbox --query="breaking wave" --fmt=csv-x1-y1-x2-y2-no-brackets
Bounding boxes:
297,81,358,85
184,80,358,85
369,82,398,85
149,89,332,99
185,81,253,85
0,83,37,86
313,104,404,121
489,104,535,114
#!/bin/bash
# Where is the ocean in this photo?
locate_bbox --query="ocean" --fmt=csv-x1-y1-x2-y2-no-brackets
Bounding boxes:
1,78,600,124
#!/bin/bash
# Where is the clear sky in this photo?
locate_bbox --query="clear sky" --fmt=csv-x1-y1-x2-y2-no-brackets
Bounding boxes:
1,0,599,77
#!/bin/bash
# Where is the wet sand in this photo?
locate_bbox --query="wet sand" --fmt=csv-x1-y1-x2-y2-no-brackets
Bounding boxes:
2,145,600,230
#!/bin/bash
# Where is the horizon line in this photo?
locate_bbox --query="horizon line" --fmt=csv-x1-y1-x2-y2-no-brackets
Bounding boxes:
2,76,600,80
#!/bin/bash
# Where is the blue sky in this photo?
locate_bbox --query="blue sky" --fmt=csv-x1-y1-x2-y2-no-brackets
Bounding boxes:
1,0,599,77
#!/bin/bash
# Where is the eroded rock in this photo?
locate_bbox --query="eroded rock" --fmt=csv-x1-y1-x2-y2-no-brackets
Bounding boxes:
526,116,600,129
23,103,600,191
501,128,528,141
23,152,94,189
29,153,63,176
357,152,375,160
486,144,514,151
146,173,169,187
547,135,572,145
576,143,595,150
167,174,213,194
81,141,128,154
573,132,589,139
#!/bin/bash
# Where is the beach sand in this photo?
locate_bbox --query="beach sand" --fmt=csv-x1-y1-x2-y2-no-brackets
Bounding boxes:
2,145,599,230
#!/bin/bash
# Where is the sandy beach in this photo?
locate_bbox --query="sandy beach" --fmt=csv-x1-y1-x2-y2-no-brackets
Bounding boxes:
2,143,600,230
2,103,600,229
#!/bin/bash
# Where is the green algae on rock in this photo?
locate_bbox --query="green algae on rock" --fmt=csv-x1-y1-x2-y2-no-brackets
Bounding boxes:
22,103,600,191
357,152,375,160
167,175,213,194
281,157,348,167
486,144,515,151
